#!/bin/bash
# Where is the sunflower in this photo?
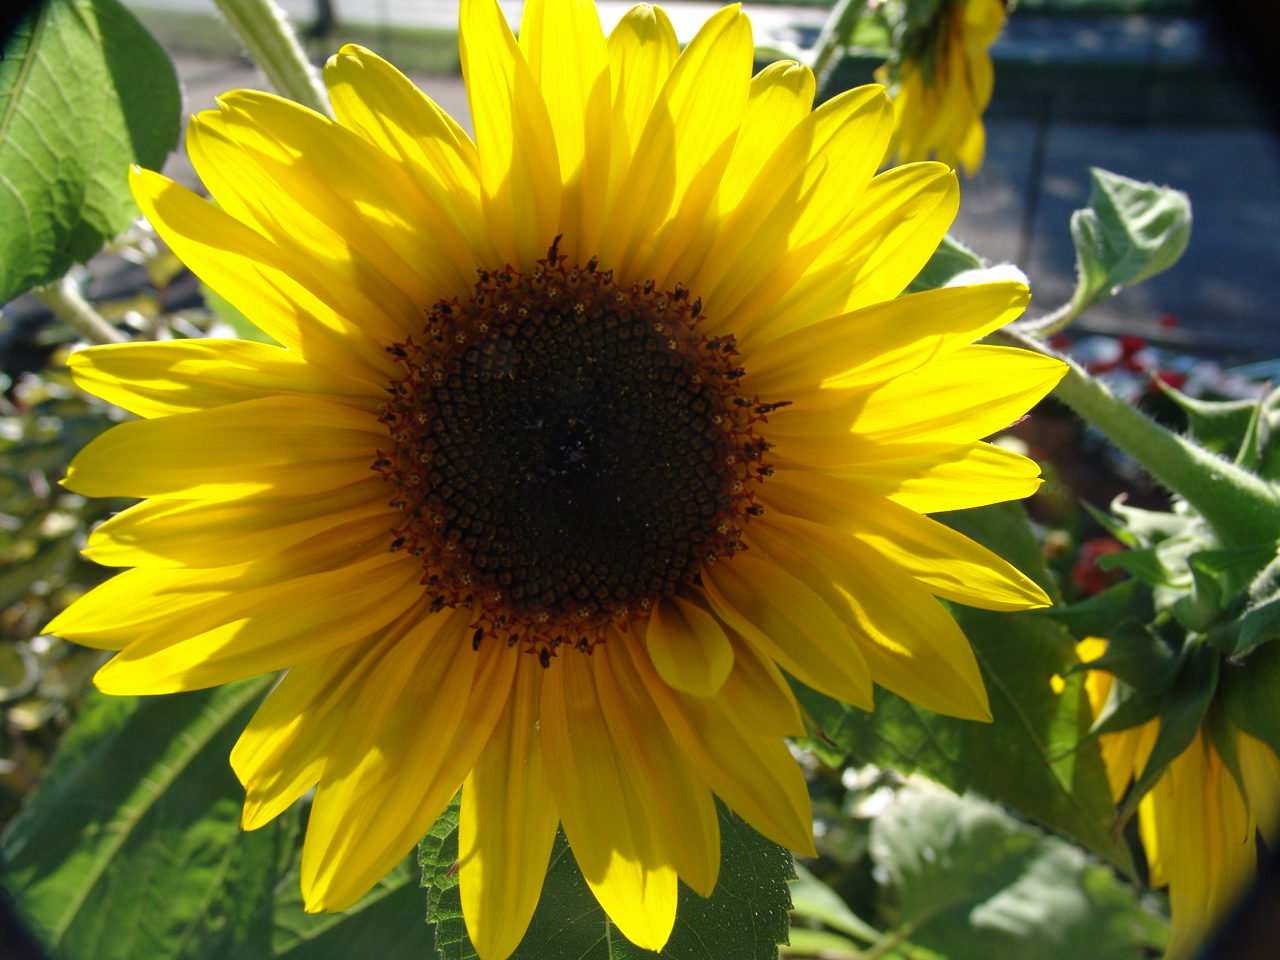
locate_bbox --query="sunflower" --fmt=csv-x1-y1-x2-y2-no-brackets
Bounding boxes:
1078,638,1280,960
48,1,1064,956
880,0,1005,176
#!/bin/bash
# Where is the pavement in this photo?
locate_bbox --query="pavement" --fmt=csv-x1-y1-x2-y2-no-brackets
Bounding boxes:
166,30,1280,360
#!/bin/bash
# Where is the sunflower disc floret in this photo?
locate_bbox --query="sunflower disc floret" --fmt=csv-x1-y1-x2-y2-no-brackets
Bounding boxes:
376,242,773,657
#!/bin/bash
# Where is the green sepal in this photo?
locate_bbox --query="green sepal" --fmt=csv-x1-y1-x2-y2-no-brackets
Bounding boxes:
1072,620,1175,693
1153,382,1259,458
1233,393,1270,471
1095,548,1173,588
1221,641,1280,758
1203,697,1247,804
1088,677,1161,740
904,234,983,294
1110,497,1199,546
1116,643,1220,826
1167,547,1270,632
1036,578,1154,640
1231,593,1280,659
1080,500,1142,549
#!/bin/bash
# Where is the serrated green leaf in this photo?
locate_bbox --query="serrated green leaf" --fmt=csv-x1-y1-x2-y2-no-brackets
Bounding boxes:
871,785,1165,960
792,503,1131,875
1067,168,1191,317
904,234,983,295
420,797,794,960
0,678,277,960
0,0,180,304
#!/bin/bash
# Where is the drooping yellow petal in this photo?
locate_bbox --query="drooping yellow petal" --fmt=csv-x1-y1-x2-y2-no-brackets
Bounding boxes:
1238,731,1280,846
129,167,396,384
745,513,991,721
594,637,721,897
64,395,384,500
539,647,678,951
837,441,1043,513
716,629,804,738
743,282,1029,398
324,44,496,267
459,657,559,960
232,609,420,829
303,616,517,912
460,0,561,269
621,630,815,857
700,552,873,710
643,595,734,698
760,469,1049,611
68,340,382,419
84,478,389,569
518,0,611,260
93,552,422,694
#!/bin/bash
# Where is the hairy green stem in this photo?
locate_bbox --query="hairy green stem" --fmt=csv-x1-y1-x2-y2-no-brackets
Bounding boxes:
33,276,126,345
998,329,1280,550
212,0,331,117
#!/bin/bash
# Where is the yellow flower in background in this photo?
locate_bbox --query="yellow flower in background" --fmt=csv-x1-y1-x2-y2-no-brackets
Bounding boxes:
881,0,1005,176
1078,638,1280,960
47,0,1063,955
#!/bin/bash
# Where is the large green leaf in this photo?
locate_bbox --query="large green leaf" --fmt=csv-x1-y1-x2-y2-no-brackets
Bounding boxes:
421,796,794,960
0,678,278,960
0,0,179,304
870,783,1165,960
1066,167,1191,318
792,503,1132,874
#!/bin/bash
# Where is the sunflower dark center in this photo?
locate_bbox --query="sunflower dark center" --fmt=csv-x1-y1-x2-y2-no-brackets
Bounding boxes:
376,243,776,655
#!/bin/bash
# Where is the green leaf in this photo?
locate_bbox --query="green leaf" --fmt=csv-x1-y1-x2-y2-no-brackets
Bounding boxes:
1222,640,1280,757
0,678,278,960
792,503,1131,874
780,928,864,960
870,784,1166,960
788,862,880,944
420,797,794,960
0,0,180,304
1095,547,1173,587
904,234,983,295
1038,579,1153,640
1154,384,1257,458
1067,168,1191,317
272,848,434,960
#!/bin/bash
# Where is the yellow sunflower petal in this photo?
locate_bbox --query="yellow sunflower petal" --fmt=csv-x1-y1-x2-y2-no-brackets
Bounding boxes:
594,638,721,897
717,60,815,215
717,629,804,738
518,0,610,260
459,658,559,960
621,631,816,856
760,469,1049,611
832,345,1066,446
324,45,496,266
604,4,752,281
460,0,561,269
303,615,517,912
606,2,677,187
837,440,1043,513
744,282,1029,398
539,647,678,951
1238,732,1280,846
232,620,409,829
67,340,382,419
93,552,421,694
643,595,735,698
736,161,958,348
747,513,991,721
129,167,396,384
84,479,389,569
700,552,873,710
64,395,383,500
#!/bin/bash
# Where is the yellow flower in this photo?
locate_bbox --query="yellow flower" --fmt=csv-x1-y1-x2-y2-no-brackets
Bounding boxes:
881,0,1005,176
1078,638,1280,960
49,1,1062,956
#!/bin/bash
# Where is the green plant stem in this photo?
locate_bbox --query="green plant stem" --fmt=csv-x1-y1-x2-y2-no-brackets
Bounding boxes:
212,0,331,117
998,328,1280,550
810,0,870,96
32,276,126,345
